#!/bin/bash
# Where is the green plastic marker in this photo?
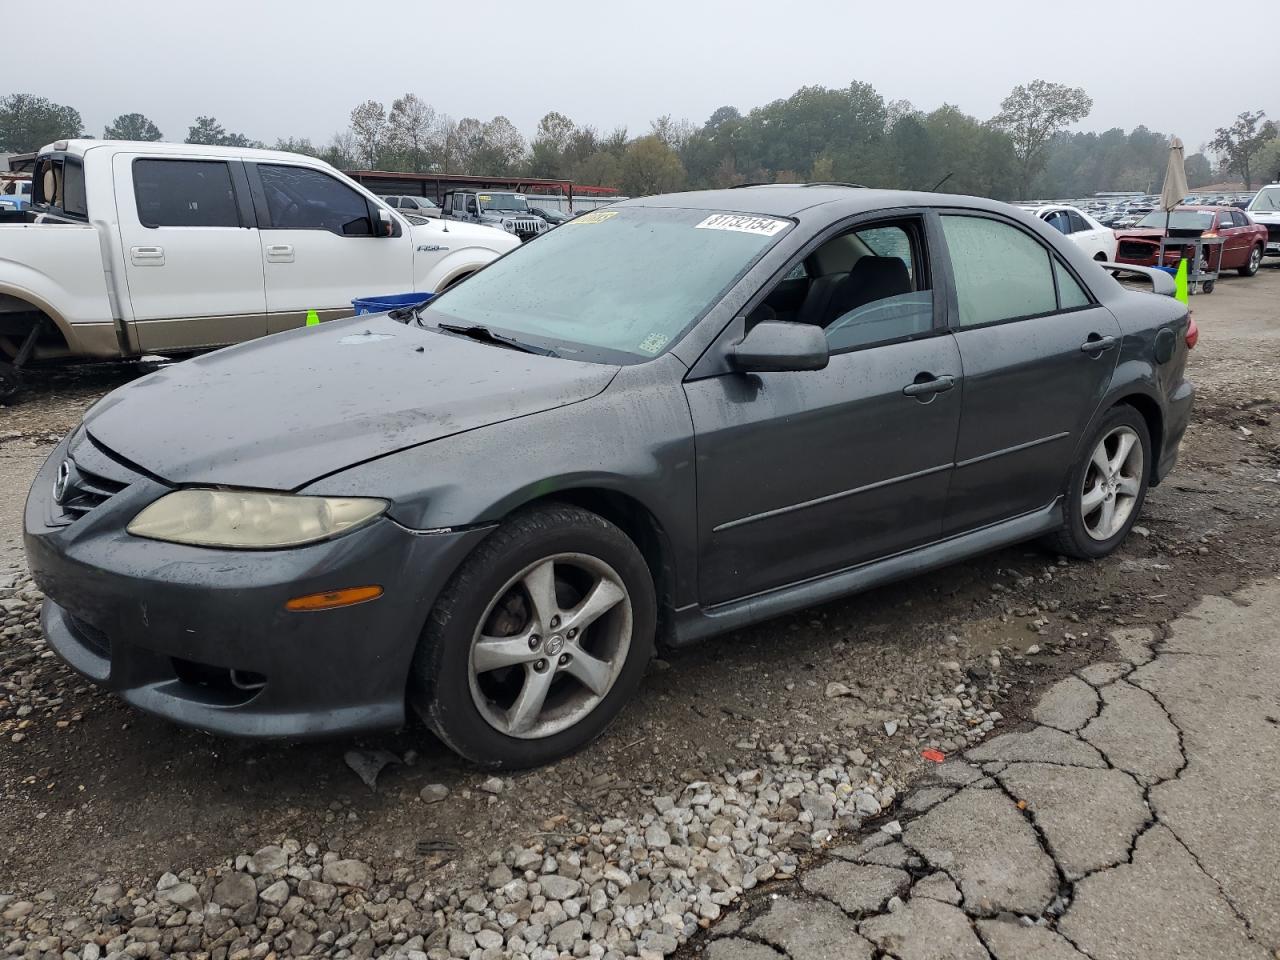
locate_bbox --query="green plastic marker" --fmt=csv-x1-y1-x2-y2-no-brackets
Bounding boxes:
306,309,321,327
1175,258,1189,305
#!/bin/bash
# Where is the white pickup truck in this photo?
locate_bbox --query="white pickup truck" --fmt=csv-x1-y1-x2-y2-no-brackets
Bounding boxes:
0,140,520,397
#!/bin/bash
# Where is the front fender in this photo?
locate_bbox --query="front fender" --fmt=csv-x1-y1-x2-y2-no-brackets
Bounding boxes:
415,239,516,292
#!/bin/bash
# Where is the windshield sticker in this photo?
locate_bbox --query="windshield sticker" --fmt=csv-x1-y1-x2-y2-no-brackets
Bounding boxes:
637,332,670,355
571,210,619,225
695,213,789,236
477,195,492,201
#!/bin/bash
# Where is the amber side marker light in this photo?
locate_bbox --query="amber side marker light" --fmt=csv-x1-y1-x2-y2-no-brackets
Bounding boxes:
286,586,384,612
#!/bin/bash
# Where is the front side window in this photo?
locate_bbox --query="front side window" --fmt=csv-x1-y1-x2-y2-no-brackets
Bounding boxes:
822,222,933,351
257,164,373,235
426,206,790,363
133,159,239,228
942,215,1057,327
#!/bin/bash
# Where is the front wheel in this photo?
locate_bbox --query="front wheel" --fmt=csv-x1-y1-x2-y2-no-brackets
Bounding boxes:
1239,244,1263,277
1047,406,1151,560
409,504,655,768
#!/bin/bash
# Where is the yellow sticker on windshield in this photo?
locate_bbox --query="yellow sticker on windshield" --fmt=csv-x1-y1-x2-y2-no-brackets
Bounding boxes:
571,210,619,225
478,195,492,201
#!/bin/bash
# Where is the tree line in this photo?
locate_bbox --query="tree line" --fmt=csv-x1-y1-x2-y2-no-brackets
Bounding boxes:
2,85,1277,200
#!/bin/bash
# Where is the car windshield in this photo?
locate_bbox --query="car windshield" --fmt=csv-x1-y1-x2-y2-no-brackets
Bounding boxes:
479,194,529,213
1136,210,1215,230
1251,187,1280,211
424,206,791,363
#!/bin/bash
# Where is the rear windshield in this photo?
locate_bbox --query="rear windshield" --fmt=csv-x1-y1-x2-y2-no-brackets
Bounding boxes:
425,206,791,363
1251,187,1280,212
1136,210,1215,230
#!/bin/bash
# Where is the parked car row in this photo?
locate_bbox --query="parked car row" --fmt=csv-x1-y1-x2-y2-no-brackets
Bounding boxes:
1113,205,1270,279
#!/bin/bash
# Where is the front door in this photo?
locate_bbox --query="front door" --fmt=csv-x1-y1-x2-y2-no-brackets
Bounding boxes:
249,163,413,332
937,213,1122,535
686,216,963,606
114,154,266,351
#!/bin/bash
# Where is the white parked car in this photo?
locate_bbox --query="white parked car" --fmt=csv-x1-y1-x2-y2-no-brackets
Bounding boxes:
1246,183,1280,258
1020,204,1117,262
0,140,519,397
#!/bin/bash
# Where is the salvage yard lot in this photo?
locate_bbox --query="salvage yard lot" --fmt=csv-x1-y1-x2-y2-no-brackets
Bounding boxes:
2,265,1278,958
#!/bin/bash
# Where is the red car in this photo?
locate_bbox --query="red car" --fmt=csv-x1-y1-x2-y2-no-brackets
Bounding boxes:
1114,205,1268,277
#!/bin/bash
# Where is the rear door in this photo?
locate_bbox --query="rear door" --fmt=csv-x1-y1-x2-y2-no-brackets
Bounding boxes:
247,162,413,332
114,154,266,351
938,212,1122,534
1217,210,1246,268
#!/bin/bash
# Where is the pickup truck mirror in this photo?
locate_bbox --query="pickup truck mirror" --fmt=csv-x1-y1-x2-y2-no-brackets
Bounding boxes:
730,321,829,373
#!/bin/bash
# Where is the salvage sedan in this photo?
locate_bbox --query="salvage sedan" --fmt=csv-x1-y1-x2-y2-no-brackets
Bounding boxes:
25,186,1195,768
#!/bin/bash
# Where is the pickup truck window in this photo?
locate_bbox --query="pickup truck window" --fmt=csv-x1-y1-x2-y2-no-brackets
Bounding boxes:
257,164,374,236
32,155,88,220
133,159,240,228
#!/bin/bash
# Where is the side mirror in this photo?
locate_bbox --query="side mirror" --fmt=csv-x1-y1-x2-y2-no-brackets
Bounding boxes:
376,207,394,237
730,321,829,373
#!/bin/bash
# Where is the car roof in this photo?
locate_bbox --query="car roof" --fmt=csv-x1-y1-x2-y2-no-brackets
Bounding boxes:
622,184,1019,219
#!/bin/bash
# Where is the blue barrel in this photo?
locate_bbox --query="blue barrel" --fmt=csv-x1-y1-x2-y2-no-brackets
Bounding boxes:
351,292,434,315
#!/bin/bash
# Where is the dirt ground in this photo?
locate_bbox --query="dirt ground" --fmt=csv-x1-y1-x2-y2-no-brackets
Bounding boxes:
2,264,1278,915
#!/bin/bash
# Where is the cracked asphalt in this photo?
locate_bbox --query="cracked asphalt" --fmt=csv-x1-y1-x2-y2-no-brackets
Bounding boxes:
694,581,1280,960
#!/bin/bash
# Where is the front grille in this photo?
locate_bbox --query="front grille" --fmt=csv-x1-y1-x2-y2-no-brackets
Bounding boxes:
1118,240,1156,259
59,462,127,519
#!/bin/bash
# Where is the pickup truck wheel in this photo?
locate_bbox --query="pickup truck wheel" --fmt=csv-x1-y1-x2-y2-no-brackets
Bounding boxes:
409,503,655,768
0,361,20,401
1239,244,1263,277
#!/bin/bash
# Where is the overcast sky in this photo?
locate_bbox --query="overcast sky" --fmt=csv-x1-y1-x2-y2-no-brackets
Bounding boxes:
8,0,1270,156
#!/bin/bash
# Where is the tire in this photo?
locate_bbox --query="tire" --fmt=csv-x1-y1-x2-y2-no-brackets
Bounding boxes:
409,503,656,768
1046,405,1151,560
1238,244,1263,277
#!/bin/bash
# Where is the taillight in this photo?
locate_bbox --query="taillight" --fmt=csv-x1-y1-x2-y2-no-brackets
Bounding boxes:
1185,315,1199,349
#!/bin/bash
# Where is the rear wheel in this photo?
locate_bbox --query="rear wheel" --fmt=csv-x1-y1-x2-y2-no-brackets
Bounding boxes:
1047,406,1151,560
1239,244,1263,277
409,504,655,768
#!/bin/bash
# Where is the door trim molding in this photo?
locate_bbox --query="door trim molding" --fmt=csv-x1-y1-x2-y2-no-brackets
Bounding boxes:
673,499,1063,646
712,461,954,533
954,431,1070,469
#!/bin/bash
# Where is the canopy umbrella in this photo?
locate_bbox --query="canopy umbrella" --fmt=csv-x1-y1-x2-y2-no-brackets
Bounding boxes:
1160,136,1189,237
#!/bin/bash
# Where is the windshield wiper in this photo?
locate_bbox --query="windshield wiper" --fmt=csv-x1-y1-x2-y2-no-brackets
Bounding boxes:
434,322,558,357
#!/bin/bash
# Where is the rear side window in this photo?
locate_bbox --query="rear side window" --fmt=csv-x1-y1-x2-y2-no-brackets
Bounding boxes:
1067,210,1091,232
32,155,89,220
1054,259,1090,310
257,164,373,235
133,159,239,228
942,216,1057,327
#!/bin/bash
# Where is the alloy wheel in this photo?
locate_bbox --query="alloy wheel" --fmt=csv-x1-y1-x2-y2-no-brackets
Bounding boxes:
1081,426,1144,541
1249,247,1262,274
467,553,633,739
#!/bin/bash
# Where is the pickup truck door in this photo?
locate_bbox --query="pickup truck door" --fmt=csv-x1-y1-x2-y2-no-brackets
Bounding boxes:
114,154,266,351
248,163,413,332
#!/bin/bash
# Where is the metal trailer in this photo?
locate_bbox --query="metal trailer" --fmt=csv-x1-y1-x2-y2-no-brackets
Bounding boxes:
1158,235,1225,294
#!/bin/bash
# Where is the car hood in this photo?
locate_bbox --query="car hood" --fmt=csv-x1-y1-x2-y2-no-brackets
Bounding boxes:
84,314,618,490
1248,209,1280,221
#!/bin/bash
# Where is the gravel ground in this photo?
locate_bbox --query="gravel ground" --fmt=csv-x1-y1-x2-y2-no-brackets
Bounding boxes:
1,266,1278,959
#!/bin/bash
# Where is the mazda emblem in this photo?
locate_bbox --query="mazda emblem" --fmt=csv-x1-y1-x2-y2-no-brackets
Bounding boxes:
53,460,72,504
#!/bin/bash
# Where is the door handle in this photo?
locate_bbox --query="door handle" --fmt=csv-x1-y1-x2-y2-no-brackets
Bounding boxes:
902,374,955,398
266,243,294,263
1080,334,1118,353
130,245,164,266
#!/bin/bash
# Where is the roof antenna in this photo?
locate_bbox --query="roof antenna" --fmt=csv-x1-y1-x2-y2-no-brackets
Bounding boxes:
930,173,954,192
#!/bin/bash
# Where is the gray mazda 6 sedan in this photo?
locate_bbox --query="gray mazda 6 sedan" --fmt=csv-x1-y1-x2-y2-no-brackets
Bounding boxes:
25,185,1195,767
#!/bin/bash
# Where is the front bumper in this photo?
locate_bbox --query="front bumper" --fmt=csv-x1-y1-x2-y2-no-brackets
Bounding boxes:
24,435,490,739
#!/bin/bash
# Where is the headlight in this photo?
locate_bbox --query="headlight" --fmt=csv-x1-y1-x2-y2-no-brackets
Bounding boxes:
127,490,388,549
